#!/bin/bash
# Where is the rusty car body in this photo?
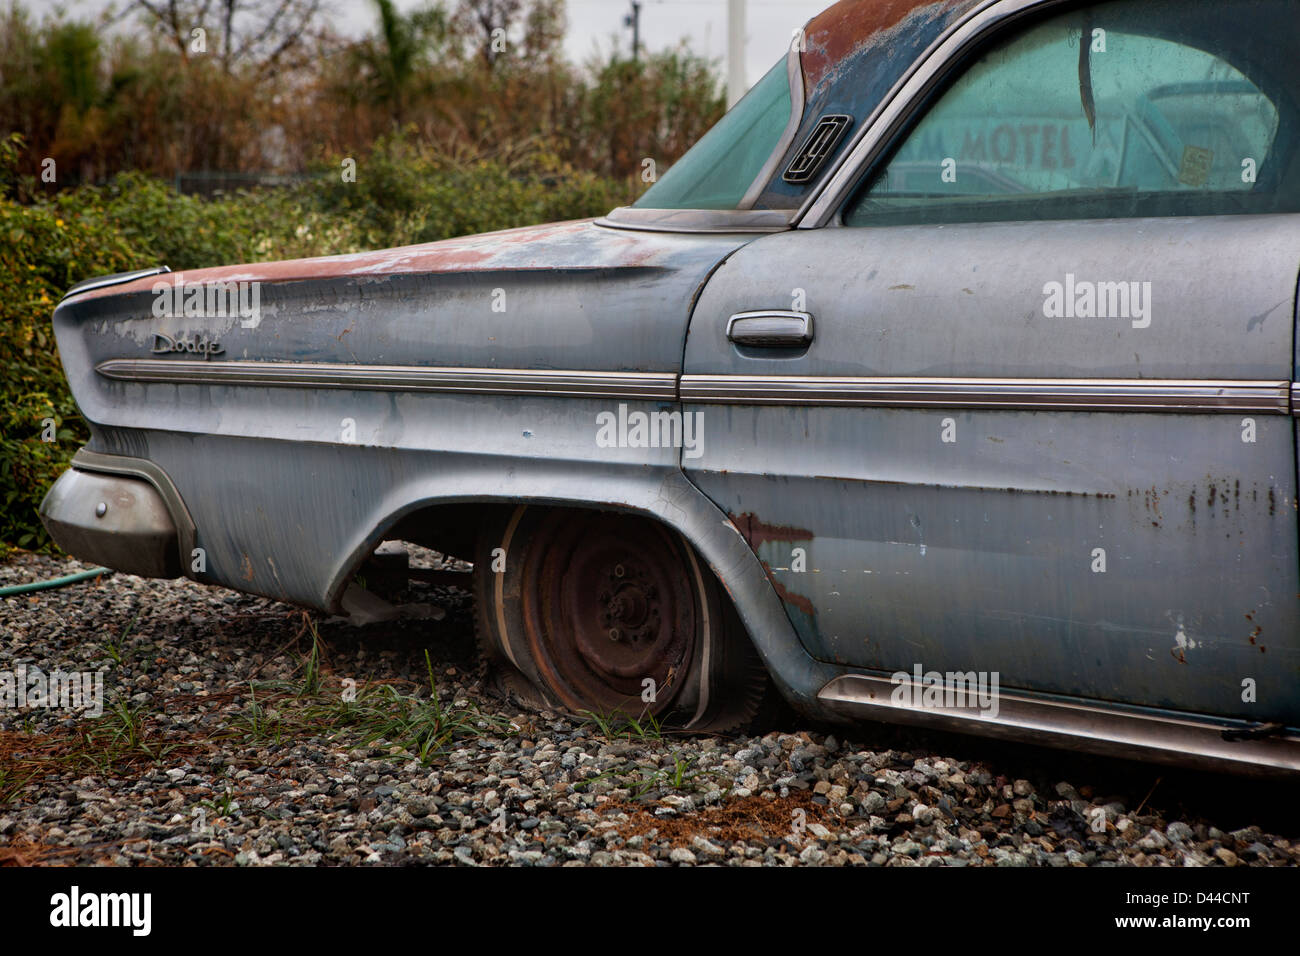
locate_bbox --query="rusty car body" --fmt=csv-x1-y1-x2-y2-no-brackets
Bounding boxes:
41,0,1300,773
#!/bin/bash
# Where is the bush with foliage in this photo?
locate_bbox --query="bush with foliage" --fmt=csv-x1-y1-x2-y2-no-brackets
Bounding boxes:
0,135,142,549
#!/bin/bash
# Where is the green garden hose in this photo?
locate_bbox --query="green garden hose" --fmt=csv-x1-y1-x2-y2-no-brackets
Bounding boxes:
0,567,112,596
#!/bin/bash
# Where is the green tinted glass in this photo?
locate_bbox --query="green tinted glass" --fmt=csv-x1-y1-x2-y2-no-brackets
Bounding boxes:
635,58,792,210
846,0,1292,226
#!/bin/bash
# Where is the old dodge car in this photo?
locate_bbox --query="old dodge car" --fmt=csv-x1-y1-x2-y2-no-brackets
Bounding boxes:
40,0,1300,774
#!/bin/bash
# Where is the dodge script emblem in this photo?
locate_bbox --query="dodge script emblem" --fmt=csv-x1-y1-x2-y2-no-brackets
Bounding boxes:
151,333,224,359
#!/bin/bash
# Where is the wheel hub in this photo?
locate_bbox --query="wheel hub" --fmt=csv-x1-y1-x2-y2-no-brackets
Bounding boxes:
521,512,695,715
601,566,658,643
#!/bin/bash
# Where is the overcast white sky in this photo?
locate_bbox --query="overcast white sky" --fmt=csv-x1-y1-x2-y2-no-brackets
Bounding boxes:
55,0,832,88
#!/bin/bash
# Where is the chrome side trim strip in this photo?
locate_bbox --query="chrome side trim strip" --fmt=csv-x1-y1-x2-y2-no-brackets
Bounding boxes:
97,360,1294,412
96,359,679,400
817,673,1300,775
63,265,171,301
681,375,1290,413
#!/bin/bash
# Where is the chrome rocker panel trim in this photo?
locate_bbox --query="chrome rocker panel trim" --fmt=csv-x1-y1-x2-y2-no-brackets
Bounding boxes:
818,673,1300,776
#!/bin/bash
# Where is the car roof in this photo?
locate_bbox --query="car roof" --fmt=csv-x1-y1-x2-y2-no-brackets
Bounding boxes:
799,0,978,99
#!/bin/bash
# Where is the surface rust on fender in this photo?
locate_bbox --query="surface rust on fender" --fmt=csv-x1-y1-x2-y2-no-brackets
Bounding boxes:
62,219,681,302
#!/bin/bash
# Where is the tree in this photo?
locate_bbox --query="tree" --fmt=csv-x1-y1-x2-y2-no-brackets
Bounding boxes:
348,0,449,126
128,0,325,79
577,44,723,179
452,0,564,70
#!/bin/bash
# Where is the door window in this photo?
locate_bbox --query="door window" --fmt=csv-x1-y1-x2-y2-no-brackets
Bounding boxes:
844,0,1298,225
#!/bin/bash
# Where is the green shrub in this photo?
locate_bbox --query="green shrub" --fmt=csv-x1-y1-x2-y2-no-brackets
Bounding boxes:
0,137,146,550
304,134,627,248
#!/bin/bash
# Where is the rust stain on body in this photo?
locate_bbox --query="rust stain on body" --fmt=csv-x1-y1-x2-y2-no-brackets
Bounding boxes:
730,511,816,616
730,512,814,550
769,573,817,616
1245,611,1262,645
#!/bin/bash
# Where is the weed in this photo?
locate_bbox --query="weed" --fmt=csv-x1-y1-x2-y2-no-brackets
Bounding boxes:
298,619,322,697
228,650,511,765
235,684,281,743
577,707,663,743
0,765,35,804
201,788,238,819
96,609,139,666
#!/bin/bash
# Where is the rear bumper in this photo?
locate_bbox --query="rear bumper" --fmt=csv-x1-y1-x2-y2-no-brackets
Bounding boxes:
39,451,190,578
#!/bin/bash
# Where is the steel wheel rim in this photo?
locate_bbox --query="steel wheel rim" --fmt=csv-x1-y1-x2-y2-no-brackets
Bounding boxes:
522,512,696,715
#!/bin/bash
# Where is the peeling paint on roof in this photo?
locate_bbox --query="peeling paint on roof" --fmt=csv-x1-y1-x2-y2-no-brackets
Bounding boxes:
801,0,979,99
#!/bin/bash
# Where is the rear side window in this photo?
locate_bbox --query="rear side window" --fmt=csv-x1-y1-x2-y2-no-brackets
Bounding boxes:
845,0,1299,225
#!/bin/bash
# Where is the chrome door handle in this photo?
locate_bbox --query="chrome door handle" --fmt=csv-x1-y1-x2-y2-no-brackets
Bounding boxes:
726,310,814,348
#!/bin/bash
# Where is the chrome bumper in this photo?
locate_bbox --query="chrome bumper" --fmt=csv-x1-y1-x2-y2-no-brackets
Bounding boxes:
40,465,182,578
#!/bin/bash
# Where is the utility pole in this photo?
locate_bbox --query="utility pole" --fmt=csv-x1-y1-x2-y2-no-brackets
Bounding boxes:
727,0,746,107
625,1,642,62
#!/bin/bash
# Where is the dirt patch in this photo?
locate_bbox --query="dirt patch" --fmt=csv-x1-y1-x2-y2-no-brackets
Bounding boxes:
600,791,842,848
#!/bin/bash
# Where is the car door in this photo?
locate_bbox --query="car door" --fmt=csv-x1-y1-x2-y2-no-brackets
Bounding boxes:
683,0,1300,723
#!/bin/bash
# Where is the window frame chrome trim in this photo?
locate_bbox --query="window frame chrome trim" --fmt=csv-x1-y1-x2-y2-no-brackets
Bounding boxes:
592,0,1078,233
739,44,808,208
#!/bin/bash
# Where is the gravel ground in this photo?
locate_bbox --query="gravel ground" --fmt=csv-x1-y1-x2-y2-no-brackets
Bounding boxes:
2,551,1297,867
